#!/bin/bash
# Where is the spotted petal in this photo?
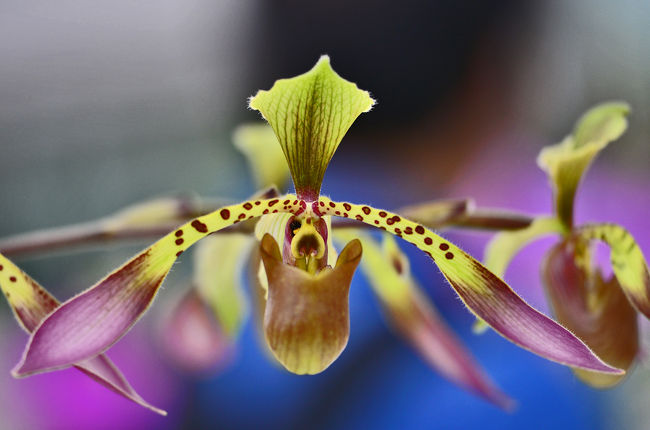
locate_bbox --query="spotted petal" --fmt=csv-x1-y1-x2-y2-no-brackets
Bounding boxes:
249,56,375,201
14,196,302,376
316,198,622,374
335,230,513,408
537,102,629,228
577,223,650,319
0,253,165,414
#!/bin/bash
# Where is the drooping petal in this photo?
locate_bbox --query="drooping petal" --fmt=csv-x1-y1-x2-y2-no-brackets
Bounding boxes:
249,56,375,201
259,234,362,375
232,123,291,190
577,223,650,319
537,102,629,228
467,217,567,334
14,196,302,376
316,198,622,375
542,240,637,388
0,253,165,415
194,234,253,338
159,288,234,373
334,230,513,408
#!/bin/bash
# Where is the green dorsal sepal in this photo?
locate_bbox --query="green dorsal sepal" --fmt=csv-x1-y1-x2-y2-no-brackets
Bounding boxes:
249,56,375,201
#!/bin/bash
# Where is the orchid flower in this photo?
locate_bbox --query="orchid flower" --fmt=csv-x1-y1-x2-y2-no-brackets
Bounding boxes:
481,102,650,387
0,57,624,415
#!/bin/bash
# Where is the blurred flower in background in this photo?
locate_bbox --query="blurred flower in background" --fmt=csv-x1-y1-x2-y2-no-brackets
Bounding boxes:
0,0,648,429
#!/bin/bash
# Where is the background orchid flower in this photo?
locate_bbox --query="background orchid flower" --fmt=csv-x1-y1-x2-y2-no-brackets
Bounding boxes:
0,56,624,416
481,102,650,387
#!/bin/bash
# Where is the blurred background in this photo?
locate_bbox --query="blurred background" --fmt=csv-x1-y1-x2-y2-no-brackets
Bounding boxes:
0,0,649,429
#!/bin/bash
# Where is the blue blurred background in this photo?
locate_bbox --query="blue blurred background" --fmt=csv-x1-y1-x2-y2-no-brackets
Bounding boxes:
0,1,649,429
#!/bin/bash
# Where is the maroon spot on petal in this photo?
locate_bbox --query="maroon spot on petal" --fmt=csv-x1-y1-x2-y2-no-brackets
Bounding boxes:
293,200,298,205
319,201,325,207
263,209,269,214
269,199,279,207
282,199,289,205
445,252,454,260
220,209,231,220
374,220,379,225
191,220,209,233
415,225,425,235
273,209,278,213
243,203,253,210
255,201,261,206
380,226,386,231
439,243,449,251
343,213,349,218
404,227,413,235
387,218,395,226
355,215,364,221
392,216,401,223
176,251,184,257
335,211,341,215
175,238,184,246
238,213,246,220
329,202,336,208
379,211,387,218
10,276,17,283
424,237,433,245
343,203,351,211
394,228,402,234
175,230,183,237
362,206,371,215
0,264,3,271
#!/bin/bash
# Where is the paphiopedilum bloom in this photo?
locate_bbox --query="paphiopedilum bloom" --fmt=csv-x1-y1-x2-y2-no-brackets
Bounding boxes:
481,102,650,388
0,57,624,415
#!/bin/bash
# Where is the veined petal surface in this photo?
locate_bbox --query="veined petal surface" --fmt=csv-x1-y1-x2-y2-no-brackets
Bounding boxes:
249,56,375,201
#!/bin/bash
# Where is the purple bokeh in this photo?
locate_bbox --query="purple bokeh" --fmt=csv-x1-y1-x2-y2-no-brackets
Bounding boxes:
0,318,186,430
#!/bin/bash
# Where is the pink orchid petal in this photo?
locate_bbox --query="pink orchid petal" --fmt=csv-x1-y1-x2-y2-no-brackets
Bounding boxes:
159,288,234,374
391,289,514,409
0,253,165,414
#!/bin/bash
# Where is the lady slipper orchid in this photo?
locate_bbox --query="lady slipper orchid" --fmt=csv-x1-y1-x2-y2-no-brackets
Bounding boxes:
482,102,650,387
0,56,624,415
